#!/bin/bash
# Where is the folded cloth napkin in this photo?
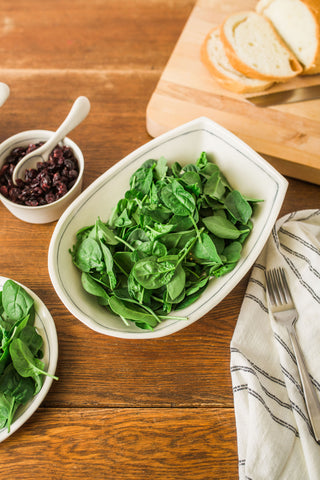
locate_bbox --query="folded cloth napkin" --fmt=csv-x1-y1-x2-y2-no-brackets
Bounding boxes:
231,209,320,480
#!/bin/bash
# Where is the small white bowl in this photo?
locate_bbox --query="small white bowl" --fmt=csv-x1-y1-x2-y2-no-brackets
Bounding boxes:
48,117,288,339
0,275,58,442
0,130,84,224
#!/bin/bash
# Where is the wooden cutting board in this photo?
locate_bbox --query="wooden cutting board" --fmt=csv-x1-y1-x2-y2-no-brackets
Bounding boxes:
146,0,320,185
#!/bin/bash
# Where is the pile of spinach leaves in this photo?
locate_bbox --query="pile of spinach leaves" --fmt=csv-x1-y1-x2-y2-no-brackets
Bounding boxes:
70,152,261,331
0,280,58,433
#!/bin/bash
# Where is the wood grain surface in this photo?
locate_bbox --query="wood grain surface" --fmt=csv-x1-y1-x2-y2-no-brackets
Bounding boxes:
146,0,320,185
0,1,319,479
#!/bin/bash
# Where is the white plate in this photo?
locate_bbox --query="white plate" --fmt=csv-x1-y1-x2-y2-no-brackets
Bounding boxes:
48,116,288,339
0,276,58,442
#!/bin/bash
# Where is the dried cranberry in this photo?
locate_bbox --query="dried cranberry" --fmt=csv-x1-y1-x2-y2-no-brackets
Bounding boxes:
45,192,56,204
30,179,40,188
47,160,56,171
0,142,79,207
55,181,67,197
63,146,73,158
64,158,75,170
12,147,25,157
15,178,25,188
25,143,37,154
25,198,39,206
61,167,68,178
0,163,9,177
69,169,78,179
40,174,52,192
8,187,21,202
24,168,37,183
0,185,8,197
8,163,16,176
52,172,61,185
36,161,45,170
5,175,13,187
32,187,43,197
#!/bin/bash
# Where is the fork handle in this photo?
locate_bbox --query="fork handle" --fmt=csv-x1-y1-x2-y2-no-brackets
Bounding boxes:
289,326,320,442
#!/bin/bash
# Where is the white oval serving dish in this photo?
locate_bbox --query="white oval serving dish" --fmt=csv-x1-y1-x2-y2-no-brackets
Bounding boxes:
48,117,288,339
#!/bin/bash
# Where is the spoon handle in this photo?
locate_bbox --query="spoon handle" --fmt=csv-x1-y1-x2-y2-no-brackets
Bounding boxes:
0,83,10,107
41,96,90,152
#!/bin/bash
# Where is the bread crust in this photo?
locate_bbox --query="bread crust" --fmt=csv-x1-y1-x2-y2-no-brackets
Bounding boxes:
220,11,303,82
257,0,320,74
201,27,273,93
292,0,320,74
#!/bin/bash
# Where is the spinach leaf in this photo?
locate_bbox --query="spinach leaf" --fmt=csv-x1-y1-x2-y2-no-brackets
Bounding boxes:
73,237,104,272
224,190,252,224
2,281,33,323
81,272,110,303
0,393,16,431
223,241,242,263
0,348,10,376
180,171,202,196
132,257,176,290
192,232,222,264
202,215,241,239
130,163,154,195
166,264,186,302
204,171,225,200
18,325,43,357
9,338,58,393
108,297,159,327
154,156,168,180
196,151,208,169
114,208,132,228
70,153,261,330
0,363,35,403
161,180,195,216
94,217,118,245
99,242,117,290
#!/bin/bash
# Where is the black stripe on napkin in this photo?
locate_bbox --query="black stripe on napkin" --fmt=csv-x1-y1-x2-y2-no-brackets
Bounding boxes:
231,347,285,386
279,226,320,257
280,243,320,279
231,365,291,410
233,383,299,437
244,293,268,313
285,257,320,304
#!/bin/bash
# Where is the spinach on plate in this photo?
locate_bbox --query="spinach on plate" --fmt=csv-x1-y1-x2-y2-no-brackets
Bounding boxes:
0,280,58,433
70,152,262,331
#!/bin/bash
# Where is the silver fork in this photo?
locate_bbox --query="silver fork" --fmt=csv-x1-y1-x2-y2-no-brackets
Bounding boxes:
266,267,320,441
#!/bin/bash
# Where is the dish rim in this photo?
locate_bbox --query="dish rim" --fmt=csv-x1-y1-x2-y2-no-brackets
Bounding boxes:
0,275,58,442
48,116,288,339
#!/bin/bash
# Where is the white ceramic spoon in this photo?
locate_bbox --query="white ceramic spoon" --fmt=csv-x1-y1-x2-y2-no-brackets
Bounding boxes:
12,96,90,184
0,83,10,107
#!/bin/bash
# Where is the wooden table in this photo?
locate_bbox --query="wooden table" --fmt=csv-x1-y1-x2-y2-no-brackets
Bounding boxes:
0,1,319,478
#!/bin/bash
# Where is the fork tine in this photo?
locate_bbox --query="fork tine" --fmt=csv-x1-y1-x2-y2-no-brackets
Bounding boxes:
274,269,286,304
266,270,276,305
266,267,292,306
279,268,293,303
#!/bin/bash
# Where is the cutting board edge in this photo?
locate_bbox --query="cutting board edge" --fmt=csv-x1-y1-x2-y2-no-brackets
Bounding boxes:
146,97,320,186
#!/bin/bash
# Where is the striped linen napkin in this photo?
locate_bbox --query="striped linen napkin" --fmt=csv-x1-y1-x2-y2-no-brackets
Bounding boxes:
231,209,320,480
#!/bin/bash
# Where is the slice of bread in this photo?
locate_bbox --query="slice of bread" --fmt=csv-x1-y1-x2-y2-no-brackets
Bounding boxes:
256,0,320,75
201,26,273,93
220,11,303,81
